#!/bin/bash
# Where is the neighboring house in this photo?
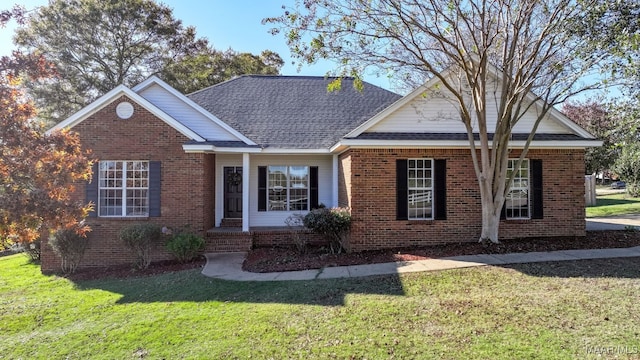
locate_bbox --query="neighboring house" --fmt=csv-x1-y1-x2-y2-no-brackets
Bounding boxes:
41,73,600,272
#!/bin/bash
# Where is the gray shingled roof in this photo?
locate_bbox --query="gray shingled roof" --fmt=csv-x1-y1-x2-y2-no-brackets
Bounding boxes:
351,133,587,141
187,75,401,149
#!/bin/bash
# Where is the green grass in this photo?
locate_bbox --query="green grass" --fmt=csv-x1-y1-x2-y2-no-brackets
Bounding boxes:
2,254,640,359
586,193,640,218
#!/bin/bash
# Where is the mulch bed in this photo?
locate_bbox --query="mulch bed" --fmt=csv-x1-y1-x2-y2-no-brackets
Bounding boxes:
63,257,206,282
52,230,640,280
242,231,640,273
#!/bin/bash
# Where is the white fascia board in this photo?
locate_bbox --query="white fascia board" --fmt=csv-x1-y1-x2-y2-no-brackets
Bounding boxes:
182,144,262,153
543,103,596,139
347,65,596,140
477,62,596,139
333,139,602,149
259,148,331,154
47,85,205,141
133,76,257,145
182,144,332,154
345,69,459,138
47,85,128,134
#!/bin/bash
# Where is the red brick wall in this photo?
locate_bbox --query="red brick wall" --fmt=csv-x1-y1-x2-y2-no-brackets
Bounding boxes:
338,153,352,208
251,229,327,248
341,148,586,252
41,96,216,272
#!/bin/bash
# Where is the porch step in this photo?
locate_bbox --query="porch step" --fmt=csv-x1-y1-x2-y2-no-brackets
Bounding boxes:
220,218,242,228
205,229,252,253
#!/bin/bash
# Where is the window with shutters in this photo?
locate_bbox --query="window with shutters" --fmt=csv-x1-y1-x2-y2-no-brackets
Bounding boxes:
408,158,433,220
505,159,530,219
267,165,309,211
98,161,149,217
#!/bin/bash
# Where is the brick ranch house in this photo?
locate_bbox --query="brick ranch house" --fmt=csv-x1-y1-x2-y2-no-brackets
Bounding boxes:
41,73,600,272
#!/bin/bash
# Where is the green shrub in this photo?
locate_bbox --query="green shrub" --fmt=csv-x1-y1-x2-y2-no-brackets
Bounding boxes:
119,223,162,269
303,206,351,254
49,228,88,274
165,231,204,263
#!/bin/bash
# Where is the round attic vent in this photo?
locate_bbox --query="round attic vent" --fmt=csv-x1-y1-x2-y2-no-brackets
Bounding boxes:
115,102,134,119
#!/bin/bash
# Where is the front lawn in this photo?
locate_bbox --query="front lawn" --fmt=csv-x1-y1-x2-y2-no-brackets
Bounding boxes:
1,254,639,359
586,193,640,218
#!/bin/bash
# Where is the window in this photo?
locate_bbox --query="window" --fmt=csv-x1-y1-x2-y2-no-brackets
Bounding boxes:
267,165,309,211
408,159,433,220
505,159,530,219
98,161,149,217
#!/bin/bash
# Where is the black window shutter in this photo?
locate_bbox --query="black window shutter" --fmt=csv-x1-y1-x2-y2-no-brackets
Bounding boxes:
434,159,447,220
258,166,267,212
531,159,544,219
86,162,99,218
149,161,162,217
500,203,507,220
396,160,408,220
310,166,319,209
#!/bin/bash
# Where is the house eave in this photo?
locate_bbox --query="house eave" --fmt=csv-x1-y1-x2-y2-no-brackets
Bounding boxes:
332,139,603,151
182,144,331,154
46,85,206,142
133,76,257,145
182,144,262,153
260,148,331,154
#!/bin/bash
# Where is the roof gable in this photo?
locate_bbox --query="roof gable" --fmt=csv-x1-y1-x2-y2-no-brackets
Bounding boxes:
48,85,205,141
132,77,255,145
346,69,595,140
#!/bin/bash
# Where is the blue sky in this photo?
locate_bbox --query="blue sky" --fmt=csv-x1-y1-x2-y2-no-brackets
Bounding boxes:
0,0,394,90
0,1,615,99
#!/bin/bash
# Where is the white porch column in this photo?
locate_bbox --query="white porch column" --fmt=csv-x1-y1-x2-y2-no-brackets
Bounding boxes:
242,153,250,232
332,154,339,208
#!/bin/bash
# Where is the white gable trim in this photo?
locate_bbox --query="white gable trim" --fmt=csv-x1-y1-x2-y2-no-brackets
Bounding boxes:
133,76,257,145
537,101,595,139
47,85,205,141
182,144,262,153
346,68,595,139
182,144,331,154
345,75,442,138
331,139,602,153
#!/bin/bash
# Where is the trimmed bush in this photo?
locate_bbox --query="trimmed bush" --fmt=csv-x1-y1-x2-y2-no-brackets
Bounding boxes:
303,206,351,254
49,228,88,274
165,231,204,263
119,223,162,269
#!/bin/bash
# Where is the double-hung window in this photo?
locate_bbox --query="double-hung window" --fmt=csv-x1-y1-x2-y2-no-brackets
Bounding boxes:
505,159,530,219
98,161,149,217
408,159,433,220
267,165,309,211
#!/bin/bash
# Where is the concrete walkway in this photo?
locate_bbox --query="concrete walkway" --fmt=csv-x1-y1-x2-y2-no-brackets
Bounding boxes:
586,214,640,231
202,215,640,281
202,246,640,282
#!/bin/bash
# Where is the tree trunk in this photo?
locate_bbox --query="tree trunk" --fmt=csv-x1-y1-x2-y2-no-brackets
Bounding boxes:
478,172,503,244
479,200,501,243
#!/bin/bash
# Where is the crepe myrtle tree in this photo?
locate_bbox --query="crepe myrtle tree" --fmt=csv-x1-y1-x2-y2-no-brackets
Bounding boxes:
266,0,604,243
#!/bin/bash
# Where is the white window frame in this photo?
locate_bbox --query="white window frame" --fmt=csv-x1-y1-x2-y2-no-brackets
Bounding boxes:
98,160,149,217
505,159,531,220
408,158,434,220
267,165,310,212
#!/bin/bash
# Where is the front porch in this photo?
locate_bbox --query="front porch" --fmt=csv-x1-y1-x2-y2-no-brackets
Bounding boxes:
213,153,339,232
205,226,326,252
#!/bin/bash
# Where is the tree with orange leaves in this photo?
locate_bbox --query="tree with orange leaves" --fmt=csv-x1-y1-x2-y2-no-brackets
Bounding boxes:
1,6,93,253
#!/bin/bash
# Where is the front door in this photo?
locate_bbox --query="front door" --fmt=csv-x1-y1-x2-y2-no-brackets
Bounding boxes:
224,167,243,218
